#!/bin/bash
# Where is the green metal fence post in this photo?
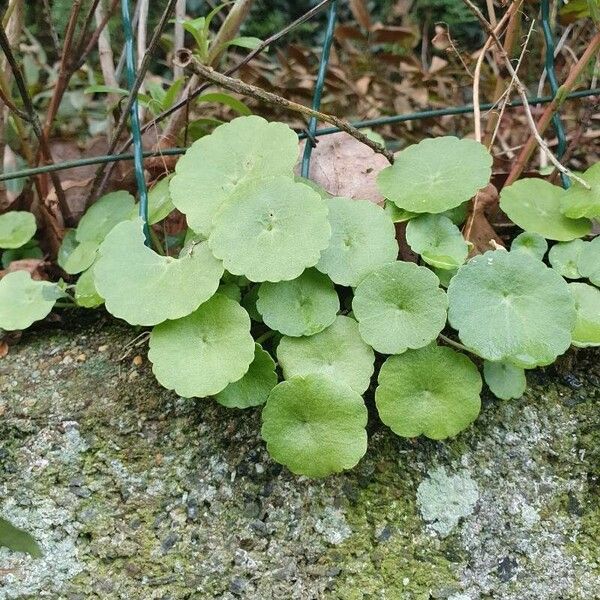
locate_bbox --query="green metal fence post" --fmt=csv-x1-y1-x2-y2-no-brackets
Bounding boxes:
121,0,150,241
301,0,338,178
541,0,570,187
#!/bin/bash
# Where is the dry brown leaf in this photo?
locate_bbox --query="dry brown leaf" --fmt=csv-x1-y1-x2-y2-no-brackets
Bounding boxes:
463,184,505,256
349,0,373,31
432,25,452,51
355,76,371,96
297,132,390,205
335,24,367,43
0,258,48,280
370,24,417,46
0,340,8,359
47,177,94,223
428,56,449,75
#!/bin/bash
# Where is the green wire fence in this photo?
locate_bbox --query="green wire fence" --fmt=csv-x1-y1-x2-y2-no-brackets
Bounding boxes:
121,0,150,238
541,0,569,187
0,0,598,204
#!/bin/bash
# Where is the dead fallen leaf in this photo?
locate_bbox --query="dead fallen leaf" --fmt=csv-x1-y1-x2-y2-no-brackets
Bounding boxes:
355,75,371,96
0,340,8,359
47,177,94,223
349,0,372,31
297,132,390,205
428,56,449,75
462,184,505,256
432,25,451,51
0,258,49,280
335,24,368,43
370,24,417,46
48,137,138,223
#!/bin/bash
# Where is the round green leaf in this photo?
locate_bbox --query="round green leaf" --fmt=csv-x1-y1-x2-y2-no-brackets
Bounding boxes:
483,360,526,400
0,211,36,249
261,375,368,477
257,269,339,336
443,202,469,226
130,175,175,225
406,214,468,270
208,176,330,282
431,266,457,288
384,201,417,223
241,285,262,322
170,116,299,236
499,179,592,241
447,250,576,366
352,261,448,354
570,282,600,348
217,281,242,302
215,344,277,408
75,267,103,308
295,176,332,199
76,191,135,243
548,239,585,279
560,162,600,219
1,242,43,269
59,238,98,275
510,231,548,260
375,344,481,439
94,219,224,325
377,137,492,214
0,271,62,331
577,236,600,286
148,294,255,398
316,197,398,287
276,315,375,394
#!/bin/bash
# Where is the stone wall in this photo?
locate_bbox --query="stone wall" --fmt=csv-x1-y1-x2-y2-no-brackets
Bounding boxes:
1,321,599,599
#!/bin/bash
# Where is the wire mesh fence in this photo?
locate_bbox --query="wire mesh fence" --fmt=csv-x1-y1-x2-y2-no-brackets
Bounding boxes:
1,0,598,221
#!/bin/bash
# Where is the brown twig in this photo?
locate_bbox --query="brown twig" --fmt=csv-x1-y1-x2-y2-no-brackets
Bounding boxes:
91,0,335,202
41,1,83,144
76,0,102,53
482,3,521,145
488,17,536,150
505,31,600,185
463,0,589,188
175,50,394,163
0,23,70,221
41,0,61,56
125,0,334,149
73,0,120,71
0,83,29,122
84,0,179,209
472,4,520,142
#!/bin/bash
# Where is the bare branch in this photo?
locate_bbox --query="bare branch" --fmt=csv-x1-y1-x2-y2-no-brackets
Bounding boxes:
173,0,186,79
472,2,523,142
207,0,255,65
506,30,600,184
175,51,394,163
85,0,179,208
488,18,536,150
73,0,120,71
463,0,590,189
92,0,335,203
0,22,70,221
